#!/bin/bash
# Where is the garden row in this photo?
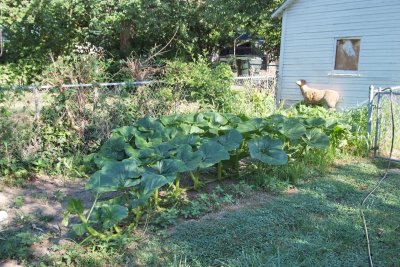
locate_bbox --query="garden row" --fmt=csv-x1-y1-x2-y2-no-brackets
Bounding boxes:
65,111,348,240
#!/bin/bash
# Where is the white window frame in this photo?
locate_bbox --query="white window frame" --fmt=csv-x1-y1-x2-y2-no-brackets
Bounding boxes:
328,37,362,77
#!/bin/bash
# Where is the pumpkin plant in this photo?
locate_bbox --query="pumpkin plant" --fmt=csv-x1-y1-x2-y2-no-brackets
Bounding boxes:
65,111,332,239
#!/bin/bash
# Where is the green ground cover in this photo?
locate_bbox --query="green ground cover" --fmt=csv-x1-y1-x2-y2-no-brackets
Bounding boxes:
126,159,400,267
2,158,396,266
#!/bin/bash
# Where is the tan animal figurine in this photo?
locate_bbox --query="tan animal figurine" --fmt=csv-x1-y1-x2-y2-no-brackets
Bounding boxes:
295,79,340,109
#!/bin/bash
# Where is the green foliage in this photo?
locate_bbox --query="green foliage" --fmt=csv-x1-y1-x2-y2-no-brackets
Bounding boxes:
163,60,234,111
13,196,25,208
288,104,369,156
64,198,128,240
70,111,331,240
0,230,39,261
0,90,35,181
1,0,284,84
39,52,109,85
247,137,288,165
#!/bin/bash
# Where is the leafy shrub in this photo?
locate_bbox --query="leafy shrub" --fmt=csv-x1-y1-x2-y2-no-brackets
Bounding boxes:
0,90,35,181
163,59,234,111
287,103,369,156
0,59,41,85
230,88,276,118
39,52,109,86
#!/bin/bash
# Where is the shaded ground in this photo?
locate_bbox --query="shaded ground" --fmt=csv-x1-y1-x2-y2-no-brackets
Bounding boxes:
130,159,400,266
0,176,93,266
0,159,399,266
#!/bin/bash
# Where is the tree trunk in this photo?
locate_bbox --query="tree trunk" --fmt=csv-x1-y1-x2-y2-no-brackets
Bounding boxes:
120,20,133,58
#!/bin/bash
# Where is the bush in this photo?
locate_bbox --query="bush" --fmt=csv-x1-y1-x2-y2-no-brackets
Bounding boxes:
286,103,369,156
163,59,234,111
0,61,38,85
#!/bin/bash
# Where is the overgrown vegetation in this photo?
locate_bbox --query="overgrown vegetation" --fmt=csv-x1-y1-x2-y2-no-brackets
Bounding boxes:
57,106,371,242
0,0,284,84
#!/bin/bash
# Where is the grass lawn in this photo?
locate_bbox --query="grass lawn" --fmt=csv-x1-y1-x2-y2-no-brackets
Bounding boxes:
130,159,400,267
1,158,399,266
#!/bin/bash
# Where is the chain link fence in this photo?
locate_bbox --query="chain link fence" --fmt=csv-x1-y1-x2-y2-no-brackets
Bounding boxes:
232,76,277,94
1,76,277,138
3,76,277,121
368,85,400,161
6,81,191,119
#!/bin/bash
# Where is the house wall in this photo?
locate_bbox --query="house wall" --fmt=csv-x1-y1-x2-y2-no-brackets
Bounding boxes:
278,0,400,109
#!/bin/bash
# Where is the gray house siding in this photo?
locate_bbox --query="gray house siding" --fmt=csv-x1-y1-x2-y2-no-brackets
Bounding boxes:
276,0,400,109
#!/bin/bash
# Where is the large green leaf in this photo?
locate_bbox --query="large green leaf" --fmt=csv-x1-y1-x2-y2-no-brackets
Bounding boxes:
176,145,204,171
160,114,181,126
215,129,243,151
86,159,144,193
303,117,326,128
67,198,84,215
247,137,288,165
114,126,138,142
140,173,175,196
147,159,186,176
72,224,87,236
194,113,212,128
99,135,127,161
168,134,201,147
135,116,164,133
198,140,230,168
179,124,205,135
90,204,128,229
160,114,196,126
208,112,229,125
236,118,267,134
124,144,140,158
278,118,306,140
268,114,286,125
163,127,183,140
139,135,201,163
303,129,330,149
93,154,117,169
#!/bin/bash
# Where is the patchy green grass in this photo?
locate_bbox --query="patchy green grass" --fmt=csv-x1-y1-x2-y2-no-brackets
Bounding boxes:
128,159,400,266
2,159,400,267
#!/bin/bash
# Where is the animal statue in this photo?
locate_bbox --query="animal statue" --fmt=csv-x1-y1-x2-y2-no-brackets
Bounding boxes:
295,79,340,109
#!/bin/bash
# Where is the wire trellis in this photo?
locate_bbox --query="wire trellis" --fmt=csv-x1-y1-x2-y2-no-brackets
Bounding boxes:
368,85,400,161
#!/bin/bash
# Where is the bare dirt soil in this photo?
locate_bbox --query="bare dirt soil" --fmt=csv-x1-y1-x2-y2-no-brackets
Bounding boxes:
0,176,92,266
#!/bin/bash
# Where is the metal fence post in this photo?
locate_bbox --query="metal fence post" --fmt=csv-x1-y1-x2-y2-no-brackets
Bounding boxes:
32,86,40,120
367,85,375,135
373,87,382,158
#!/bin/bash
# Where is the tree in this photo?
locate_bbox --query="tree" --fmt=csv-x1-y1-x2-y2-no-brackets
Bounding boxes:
0,0,284,83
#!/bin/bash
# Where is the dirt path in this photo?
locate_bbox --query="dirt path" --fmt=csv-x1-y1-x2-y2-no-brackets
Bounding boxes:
0,176,92,266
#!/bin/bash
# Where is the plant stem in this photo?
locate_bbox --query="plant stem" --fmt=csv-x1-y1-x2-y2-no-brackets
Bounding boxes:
235,151,240,174
86,193,100,221
217,162,223,181
78,214,107,239
154,188,159,208
174,173,181,193
134,208,142,225
190,170,200,190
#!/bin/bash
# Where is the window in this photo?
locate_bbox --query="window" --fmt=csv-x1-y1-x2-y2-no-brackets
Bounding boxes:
334,39,361,71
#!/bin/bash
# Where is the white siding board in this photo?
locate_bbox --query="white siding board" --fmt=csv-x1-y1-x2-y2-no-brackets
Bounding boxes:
287,1,398,17
287,0,397,10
